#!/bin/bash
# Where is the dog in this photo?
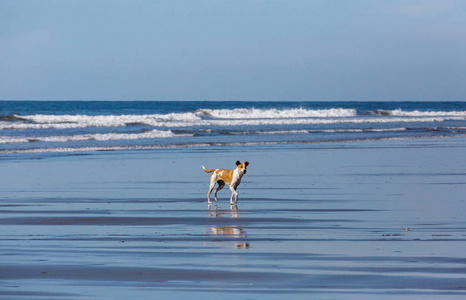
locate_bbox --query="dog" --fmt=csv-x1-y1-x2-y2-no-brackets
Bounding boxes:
202,160,249,205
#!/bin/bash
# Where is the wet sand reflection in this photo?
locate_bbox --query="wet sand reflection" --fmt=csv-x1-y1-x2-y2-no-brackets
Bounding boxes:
208,205,250,249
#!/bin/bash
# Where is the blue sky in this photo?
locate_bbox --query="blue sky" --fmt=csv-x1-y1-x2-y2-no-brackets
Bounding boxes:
1,0,465,101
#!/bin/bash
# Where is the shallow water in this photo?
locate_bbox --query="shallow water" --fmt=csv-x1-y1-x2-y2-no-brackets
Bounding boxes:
1,138,466,299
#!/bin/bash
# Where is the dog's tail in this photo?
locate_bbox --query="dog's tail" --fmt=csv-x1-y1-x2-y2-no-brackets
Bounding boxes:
202,165,215,173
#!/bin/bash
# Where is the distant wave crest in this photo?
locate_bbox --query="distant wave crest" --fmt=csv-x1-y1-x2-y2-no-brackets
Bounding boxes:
372,109,466,117
196,107,357,119
1,108,465,131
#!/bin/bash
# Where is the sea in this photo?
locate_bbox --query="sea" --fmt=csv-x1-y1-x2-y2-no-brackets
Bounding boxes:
1,101,466,156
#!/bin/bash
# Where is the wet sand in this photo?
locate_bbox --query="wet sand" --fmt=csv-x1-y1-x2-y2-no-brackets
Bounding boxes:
1,138,466,299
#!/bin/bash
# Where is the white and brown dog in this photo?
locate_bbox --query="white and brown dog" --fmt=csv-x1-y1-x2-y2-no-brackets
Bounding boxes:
202,160,249,205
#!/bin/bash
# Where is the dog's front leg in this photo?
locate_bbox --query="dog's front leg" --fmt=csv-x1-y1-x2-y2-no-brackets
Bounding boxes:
229,185,238,205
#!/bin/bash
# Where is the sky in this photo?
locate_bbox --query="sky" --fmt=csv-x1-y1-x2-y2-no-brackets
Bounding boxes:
1,0,465,101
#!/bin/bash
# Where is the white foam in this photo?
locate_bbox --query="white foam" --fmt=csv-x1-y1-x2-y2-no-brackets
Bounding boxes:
381,109,466,117
0,137,31,144
3,134,466,155
0,143,213,154
322,127,407,133
1,108,465,131
0,130,192,144
199,116,465,127
0,113,203,130
247,128,407,135
255,130,310,135
197,108,357,119
0,116,461,130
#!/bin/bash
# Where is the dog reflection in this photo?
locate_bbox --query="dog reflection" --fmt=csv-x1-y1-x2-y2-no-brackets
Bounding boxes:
208,203,238,217
210,227,245,236
210,227,249,249
208,206,249,249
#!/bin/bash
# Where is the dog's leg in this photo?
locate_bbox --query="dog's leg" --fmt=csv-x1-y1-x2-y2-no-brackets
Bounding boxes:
207,180,216,204
229,185,238,205
214,180,224,202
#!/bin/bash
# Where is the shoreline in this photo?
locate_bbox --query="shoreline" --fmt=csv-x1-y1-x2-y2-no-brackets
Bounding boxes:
2,133,466,156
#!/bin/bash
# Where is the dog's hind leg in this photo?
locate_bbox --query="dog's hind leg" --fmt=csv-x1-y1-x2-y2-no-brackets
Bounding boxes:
207,180,216,204
214,180,225,202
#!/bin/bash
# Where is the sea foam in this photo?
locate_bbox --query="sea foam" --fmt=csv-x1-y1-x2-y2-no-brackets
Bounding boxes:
196,108,358,119
0,129,191,144
2,110,465,130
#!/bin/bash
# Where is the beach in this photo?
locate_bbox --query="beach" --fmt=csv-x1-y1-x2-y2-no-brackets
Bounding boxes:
1,137,465,299
3,0,466,296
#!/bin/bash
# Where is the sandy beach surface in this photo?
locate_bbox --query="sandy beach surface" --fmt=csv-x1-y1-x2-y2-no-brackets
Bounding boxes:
1,138,466,299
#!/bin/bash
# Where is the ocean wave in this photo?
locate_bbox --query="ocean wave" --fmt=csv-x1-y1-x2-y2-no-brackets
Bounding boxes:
4,113,202,128
0,130,191,144
1,115,465,130
1,107,466,131
5,108,357,130
0,143,213,154
196,107,357,119
0,127,414,144
228,128,408,135
372,109,466,117
3,134,466,155
201,116,465,127
0,114,28,122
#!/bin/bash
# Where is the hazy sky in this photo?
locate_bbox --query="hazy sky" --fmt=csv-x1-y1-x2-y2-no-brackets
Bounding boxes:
1,0,465,101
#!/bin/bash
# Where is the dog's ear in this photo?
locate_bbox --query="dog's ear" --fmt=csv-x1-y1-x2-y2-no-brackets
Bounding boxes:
236,160,241,166
245,161,249,166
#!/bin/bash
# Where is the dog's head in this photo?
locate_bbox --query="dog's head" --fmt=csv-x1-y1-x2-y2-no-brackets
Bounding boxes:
236,160,249,174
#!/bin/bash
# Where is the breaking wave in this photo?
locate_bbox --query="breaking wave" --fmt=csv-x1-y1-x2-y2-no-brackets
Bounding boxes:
1,108,465,130
2,102,466,155
0,129,191,144
196,108,357,118
372,109,466,117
